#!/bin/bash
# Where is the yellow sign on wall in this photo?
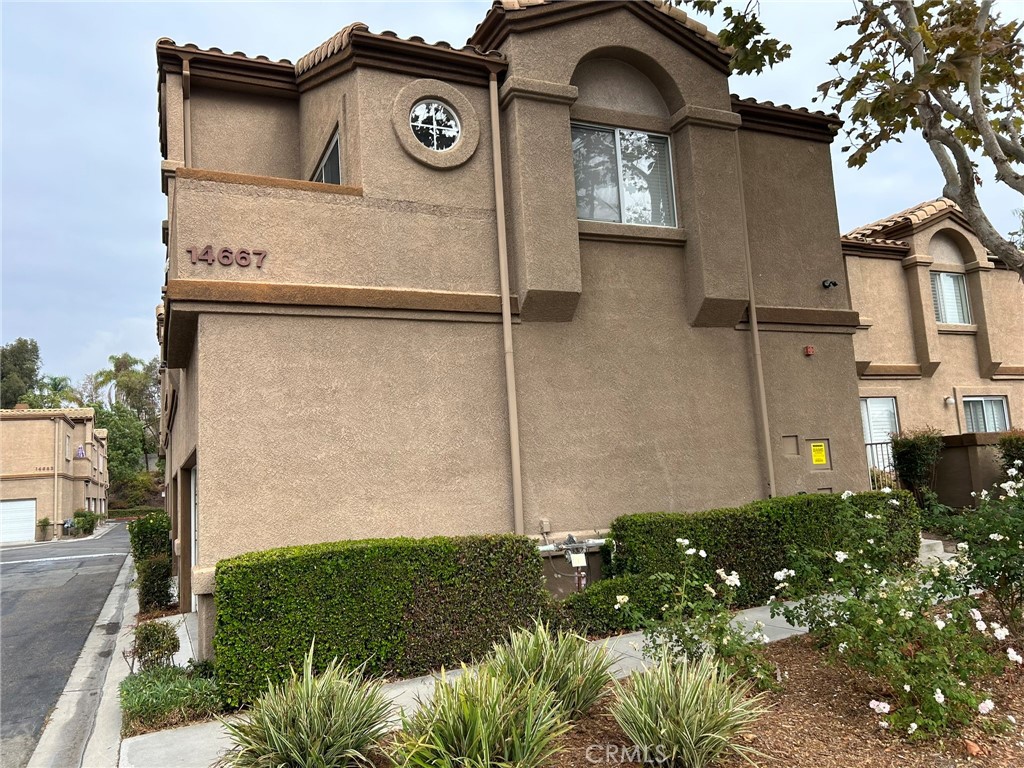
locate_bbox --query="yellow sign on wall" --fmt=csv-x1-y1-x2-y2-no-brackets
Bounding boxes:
810,442,829,466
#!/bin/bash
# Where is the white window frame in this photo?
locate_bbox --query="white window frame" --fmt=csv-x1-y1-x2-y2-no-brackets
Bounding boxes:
571,122,677,228
409,99,462,152
930,271,972,325
311,132,341,185
963,396,1010,433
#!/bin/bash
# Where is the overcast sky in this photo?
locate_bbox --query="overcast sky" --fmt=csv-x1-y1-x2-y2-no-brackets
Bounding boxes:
2,0,1020,385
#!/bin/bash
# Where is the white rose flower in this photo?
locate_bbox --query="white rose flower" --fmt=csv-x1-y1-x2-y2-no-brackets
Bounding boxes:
881,486,892,493
835,551,849,563
934,688,945,705
995,627,1010,641
978,699,995,715
907,723,918,735
841,490,854,499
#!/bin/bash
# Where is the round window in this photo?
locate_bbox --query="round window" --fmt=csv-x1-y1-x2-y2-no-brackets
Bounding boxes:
409,100,461,152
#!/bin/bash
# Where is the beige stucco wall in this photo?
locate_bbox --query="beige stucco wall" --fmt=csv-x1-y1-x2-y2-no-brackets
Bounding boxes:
298,72,359,183
169,175,500,295
192,312,514,568
741,131,849,312
514,241,764,532
847,216,1024,436
159,4,877,642
1,411,107,526
190,88,300,179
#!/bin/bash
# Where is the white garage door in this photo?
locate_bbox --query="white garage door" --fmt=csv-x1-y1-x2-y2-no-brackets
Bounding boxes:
1,499,37,544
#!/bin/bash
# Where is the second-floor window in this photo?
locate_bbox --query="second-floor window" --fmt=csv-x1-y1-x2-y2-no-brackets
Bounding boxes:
964,396,1009,433
571,124,675,227
930,271,971,324
312,133,341,185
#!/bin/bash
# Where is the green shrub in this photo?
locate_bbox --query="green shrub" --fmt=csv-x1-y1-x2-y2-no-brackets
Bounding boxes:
391,665,569,768
560,574,664,635
606,491,919,608
119,665,222,738
132,621,180,671
891,427,944,504
111,470,158,509
127,512,171,562
997,429,1024,477
215,535,549,707
137,554,173,613
639,547,778,691
954,474,1024,633
37,517,51,528
774,499,1004,736
73,510,100,536
611,650,766,768
485,623,613,720
218,643,390,768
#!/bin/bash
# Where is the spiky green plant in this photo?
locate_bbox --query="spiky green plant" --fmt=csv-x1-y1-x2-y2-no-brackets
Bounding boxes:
390,665,569,768
611,649,766,768
485,622,613,720
217,642,390,768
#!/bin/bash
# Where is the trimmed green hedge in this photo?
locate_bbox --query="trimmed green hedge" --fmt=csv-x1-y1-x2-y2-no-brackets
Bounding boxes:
214,535,549,707
127,512,172,562
559,574,662,636
605,491,920,609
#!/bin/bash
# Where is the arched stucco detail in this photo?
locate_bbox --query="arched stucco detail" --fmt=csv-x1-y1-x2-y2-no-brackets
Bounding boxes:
928,228,974,266
572,46,683,114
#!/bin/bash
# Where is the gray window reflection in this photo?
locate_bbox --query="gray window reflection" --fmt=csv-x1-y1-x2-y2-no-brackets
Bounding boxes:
571,124,675,227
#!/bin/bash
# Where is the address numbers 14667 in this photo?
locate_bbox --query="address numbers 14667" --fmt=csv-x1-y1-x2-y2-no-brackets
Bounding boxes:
186,246,268,268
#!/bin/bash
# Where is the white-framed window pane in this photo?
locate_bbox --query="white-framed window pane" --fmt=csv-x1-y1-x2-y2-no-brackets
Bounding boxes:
313,134,341,185
860,397,898,444
618,130,675,226
572,125,621,223
930,272,971,324
964,396,1009,432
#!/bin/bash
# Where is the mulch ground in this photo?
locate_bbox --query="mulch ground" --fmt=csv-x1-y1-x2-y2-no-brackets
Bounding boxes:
545,635,1023,768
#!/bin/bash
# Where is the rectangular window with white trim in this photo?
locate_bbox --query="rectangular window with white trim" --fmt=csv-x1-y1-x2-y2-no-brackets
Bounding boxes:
571,124,676,227
963,396,1009,433
930,271,971,324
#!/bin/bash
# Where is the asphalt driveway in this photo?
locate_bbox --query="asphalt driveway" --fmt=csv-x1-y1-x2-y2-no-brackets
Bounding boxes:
0,525,129,768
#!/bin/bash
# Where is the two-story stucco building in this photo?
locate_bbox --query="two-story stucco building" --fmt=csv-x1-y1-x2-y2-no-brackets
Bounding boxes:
157,0,874,656
842,198,1024,499
0,406,109,543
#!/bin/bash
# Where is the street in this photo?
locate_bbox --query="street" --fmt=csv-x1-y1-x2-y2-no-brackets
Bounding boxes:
0,525,129,768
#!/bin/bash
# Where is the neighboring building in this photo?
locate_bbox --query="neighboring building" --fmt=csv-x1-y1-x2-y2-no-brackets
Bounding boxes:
157,0,872,656
0,405,109,543
842,199,1024,492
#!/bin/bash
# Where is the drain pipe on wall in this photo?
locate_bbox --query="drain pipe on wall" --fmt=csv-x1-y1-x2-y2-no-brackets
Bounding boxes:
488,71,525,535
182,58,192,167
734,133,776,498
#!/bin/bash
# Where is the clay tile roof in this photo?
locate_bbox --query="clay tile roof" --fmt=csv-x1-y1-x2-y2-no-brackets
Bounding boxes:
729,94,840,124
840,234,910,248
489,0,727,52
156,37,293,65
845,198,960,239
294,20,504,77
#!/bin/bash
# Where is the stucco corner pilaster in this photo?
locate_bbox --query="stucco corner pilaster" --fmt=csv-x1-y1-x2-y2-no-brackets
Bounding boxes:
901,253,941,376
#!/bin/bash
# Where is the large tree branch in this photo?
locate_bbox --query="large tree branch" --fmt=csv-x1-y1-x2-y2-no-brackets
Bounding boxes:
964,3,1024,194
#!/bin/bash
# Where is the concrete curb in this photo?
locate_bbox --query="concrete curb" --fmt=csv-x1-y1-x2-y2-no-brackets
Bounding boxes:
27,553,135,768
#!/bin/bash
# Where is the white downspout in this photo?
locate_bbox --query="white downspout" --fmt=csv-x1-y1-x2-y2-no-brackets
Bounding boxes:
734,133,776,498
488,71,525,535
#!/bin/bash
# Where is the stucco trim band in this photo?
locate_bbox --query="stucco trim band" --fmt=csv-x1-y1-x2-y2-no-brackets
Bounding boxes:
165,279,520,314
577,220,687,245
499,76,578,108
748,306,860,328
671,104,741,132
856,362,924,379
175,167,363,197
